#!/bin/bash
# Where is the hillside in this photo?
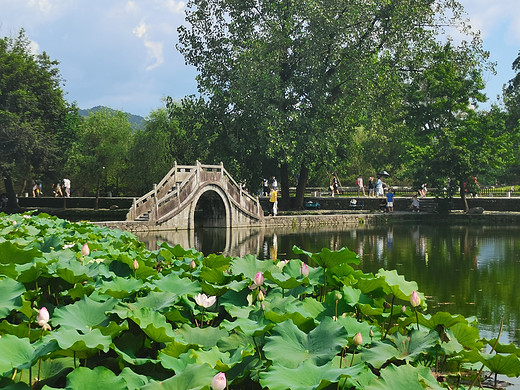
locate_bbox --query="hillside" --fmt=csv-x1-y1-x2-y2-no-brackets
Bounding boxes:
78,106,145,131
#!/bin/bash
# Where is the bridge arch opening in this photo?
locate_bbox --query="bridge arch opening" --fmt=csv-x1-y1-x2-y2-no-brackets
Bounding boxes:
194,189,228,228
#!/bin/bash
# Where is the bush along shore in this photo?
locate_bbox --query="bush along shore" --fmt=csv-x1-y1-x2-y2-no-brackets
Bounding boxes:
1,211,519,389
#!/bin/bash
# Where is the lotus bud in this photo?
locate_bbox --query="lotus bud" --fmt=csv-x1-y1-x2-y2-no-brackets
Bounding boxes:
81,243,90,256
402,305,406,313
353,332,363,346
335,291,342,301
300,263,309,277
369,328,374,338
37,307,52,331
410,291,421,307
257,290,265,301
211,372,226,390
190,260,196,269
132,259,139,270
254,271,264,287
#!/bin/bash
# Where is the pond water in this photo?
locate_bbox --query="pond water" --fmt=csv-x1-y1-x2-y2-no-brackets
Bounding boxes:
136,222,520,349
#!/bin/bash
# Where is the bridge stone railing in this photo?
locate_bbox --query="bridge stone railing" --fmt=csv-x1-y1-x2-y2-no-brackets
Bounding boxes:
127,161,263,226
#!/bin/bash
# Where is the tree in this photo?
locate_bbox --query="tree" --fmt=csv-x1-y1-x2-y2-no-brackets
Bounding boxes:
402,42,515,210
0,29,76,208
67,108,132,206
177,0,479,208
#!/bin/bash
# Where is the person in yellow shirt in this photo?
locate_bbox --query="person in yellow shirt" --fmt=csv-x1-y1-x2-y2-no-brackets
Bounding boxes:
269,187,278,216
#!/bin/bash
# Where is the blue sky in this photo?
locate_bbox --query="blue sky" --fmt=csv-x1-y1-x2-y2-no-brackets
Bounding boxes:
0,0,518,117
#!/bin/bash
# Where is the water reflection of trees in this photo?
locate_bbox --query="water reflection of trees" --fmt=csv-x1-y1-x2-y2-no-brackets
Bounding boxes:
137,224,520,345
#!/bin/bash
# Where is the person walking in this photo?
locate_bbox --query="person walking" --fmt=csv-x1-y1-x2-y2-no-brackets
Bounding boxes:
368,177,375,197
356,175,365,197
269,187,278,216
375,177,384,197
330,174,339,197
386,188,394,212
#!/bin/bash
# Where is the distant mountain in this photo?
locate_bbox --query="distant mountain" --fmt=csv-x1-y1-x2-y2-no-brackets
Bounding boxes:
78,106,145,131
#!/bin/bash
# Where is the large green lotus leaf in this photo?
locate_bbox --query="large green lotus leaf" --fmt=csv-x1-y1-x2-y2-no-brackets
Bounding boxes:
174,324,228,349
0,263,17,279
51,258,94,284
189,345,245,371
217,332,255,353
263,269,304,290
360,341,401,369
119,367,153,390
52,296,116,332
51,328,111,355
263,293,317,331
97,276,144,298
355,274,387,294
293,246,359,269
220,315,274,337
259,359,355,390
389,329,438,361
0,241,40,265
128,307,176,343
336,316,373,342
158,350,195,372
14,259,48,283
463,350,520,377
25,356,73,386
365,363,443,390
230,254,279,281
0,335,34,376
141,363,216,390
0,320,34,341
151,273,200,297
65,283,96,300
377,269,421,301
448,321,483,350
485,339,520,356
66,366,126,390
203,253,231,269
0,277,25,317
263,318,348,369
111,343,160,366
135,291,180,312
200,279,248,297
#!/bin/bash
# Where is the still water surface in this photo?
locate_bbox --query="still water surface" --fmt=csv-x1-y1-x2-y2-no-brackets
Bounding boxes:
136,222,520,347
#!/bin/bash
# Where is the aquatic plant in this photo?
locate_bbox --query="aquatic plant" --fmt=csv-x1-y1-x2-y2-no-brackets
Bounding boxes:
0,212,519,389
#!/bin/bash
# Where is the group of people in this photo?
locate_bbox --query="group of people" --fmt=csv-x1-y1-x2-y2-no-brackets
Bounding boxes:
51,178,71,197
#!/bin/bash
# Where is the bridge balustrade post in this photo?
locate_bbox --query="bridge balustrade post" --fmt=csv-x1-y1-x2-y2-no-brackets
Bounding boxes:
131,198,136,220
153,184,158,222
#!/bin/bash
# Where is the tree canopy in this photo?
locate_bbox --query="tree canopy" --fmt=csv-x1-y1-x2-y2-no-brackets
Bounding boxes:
177,0,487,208
0,29,78,207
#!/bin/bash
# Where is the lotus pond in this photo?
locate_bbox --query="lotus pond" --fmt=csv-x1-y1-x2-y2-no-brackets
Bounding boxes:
1,212,520,389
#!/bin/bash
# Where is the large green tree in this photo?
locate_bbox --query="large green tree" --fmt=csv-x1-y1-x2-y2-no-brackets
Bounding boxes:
177,0,477,208
66,109,132,206
402,42,514,210
0,29,77,208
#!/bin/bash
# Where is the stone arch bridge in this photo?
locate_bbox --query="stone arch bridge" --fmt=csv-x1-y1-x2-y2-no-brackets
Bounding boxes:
126,162,264,229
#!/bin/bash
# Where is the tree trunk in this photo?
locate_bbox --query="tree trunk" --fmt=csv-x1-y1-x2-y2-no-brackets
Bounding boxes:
295,163,309,209
280,163,290,210
3,172,21,210
459,180,469,212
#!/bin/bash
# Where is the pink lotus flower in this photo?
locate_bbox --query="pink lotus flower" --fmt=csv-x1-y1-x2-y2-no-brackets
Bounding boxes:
132,259,139,270
37,307,52,331
300,263,309,277
81,243,90,256
194,293,216,308
353,332,363,346
254,271,264,287
211,372,226,390
410,291,421,307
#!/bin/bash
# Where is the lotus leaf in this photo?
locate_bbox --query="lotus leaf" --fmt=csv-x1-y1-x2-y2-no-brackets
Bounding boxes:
65,366,126,389
0,278,25,317
377,269,421,302
141,363,217,390
0,335,34,376
364,363,443,390
263,318,348,369
52,296,116,332
127,307,176,343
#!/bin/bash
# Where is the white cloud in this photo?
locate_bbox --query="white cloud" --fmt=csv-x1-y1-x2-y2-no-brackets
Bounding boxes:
132,21,147,38
164,0,185,14
144,40,164,70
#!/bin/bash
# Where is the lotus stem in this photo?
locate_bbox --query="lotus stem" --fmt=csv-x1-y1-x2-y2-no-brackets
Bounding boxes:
468,314,504,390
383,295,395,340
11,368,17,381
252,336,262,360
415,307,419,330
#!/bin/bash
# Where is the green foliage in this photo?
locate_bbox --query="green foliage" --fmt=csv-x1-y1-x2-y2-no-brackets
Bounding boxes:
0,212,518,389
